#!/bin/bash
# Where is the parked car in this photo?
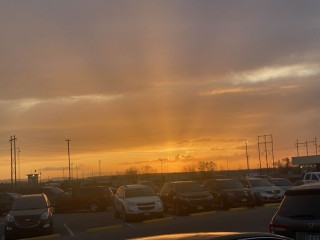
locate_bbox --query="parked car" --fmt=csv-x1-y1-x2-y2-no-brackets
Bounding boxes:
40,186,64,206
138,181,158,193
0,193,19,215
239,178,284,205
54,186,113,212
202,179,254,209
268,178,293,191
4,194,54,240
114,184,163,221
302,172,320,184
127,232,293,240
160,181,213,215
270,182,320,239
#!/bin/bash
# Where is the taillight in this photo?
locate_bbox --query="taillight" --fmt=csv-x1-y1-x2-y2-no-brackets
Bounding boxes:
269,223,288,233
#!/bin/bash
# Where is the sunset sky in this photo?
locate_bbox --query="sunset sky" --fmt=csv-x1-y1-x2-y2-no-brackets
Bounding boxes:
1,1,320,181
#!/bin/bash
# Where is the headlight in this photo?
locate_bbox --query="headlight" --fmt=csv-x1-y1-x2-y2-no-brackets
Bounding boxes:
155,201,163,207
6,214,15,223
41,212,49,220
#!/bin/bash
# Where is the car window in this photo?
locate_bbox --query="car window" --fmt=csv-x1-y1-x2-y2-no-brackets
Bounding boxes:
216,180,243,189
175,183,204,193
12,196,47,210
270,179,293,186
305,173,311,180
312,174,319,181
125,188,155,198
240,180,250,188
248,179,273,187
278,194,320,218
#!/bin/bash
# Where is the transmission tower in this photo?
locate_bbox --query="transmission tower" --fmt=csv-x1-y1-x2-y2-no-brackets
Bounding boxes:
257,134,275,175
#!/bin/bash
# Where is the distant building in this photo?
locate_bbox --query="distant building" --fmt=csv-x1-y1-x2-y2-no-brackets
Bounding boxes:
27,173,40,185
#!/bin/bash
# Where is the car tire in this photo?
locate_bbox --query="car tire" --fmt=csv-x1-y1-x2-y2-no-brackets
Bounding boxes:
89,202,99,212
120,206,128,221
114,207,120,218
174,203,182,216
219,199,229,210
254,193,261,206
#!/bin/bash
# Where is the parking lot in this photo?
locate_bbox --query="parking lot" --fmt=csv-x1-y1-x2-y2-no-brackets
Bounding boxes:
0,204,279,240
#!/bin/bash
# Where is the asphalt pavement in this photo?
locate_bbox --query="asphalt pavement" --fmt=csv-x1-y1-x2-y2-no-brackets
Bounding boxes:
0,204,279,240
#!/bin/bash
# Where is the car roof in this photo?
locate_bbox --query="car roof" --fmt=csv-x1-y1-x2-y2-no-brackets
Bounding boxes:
286,182,320,195
124,184,151,189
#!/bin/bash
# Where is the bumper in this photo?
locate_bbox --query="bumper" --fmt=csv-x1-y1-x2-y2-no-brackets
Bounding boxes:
178,199,213,212
5,221,52,239
126,210,163,219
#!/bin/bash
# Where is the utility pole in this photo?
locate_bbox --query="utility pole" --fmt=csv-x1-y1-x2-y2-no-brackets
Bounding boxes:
296,138,318,156
9,135,17,191
9,136,13,190
258,134,275,175
13,135,17,191
244,140,250,173
99,160,101,178
65,139,71,186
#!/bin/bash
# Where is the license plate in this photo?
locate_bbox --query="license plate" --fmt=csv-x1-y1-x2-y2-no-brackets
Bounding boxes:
241,198,248,202
144,212,150,216
197,205,204,210
305,235,320,240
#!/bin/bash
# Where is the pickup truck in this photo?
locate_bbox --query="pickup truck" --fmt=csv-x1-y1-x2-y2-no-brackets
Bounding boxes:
302,172,320,184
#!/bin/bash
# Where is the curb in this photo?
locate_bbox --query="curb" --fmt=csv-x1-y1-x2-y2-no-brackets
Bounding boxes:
143,217,173,224
189,211,216,217
21,234,61,240
86,224,123,233
228,207,249,211
263,203,280,207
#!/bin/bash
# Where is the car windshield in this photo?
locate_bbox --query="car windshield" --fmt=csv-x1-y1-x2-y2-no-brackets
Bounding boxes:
216,180,243,189
125,188,155,198
176,183,204,193
278,194,320,219
12,196,47,210
270,179,293,186
249,179,273,187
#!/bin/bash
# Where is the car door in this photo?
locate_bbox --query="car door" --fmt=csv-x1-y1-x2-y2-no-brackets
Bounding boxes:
56,189,74,211
114,187,125,213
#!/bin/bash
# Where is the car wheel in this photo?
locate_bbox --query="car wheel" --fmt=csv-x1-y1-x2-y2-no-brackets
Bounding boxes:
254,193,261,206
120,206,128,221
89,202,99,212
219,199,229,210
174,203,182,216
114,207,120,218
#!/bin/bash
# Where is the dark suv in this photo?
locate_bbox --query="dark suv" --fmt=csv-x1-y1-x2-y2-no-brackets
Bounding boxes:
54,186,113,212
160,181,213,215
5,194,53,240
270,182,320,239
202,179,254,209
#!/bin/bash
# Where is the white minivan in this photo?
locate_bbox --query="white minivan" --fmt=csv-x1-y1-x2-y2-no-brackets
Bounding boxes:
114,185,163,221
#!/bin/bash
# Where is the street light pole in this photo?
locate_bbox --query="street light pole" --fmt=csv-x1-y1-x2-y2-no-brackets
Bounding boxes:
66,139,71,186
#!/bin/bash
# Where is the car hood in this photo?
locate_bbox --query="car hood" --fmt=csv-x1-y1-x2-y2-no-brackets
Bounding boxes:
220,188,251,193
126,196,161,203
179,191,211,198
10,208,47,217
251,186,282,191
